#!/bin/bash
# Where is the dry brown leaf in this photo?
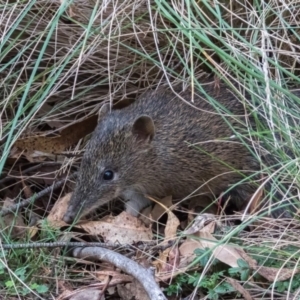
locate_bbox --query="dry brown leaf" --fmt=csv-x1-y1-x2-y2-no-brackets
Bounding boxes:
150,196,173,222
183,214,217,235
153,207,180,276
0,197,26,238
249,182,264,215
154,245,181,276
225,277,253,300
235,248,259,269
28,225,39,239
167,246,180,271
47,193,72,228
117,279,150,300
180,219,299,283
78,211,152,244
164,210,180,242
256,266,300,282
178,238,202,268
95,270,132,286
179,221,244,269
199,229,243,267
12,116,97,161
56,281,105,300
68,288,105,300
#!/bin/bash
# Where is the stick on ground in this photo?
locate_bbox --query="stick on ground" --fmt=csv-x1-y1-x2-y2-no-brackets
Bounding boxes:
72,246,167,300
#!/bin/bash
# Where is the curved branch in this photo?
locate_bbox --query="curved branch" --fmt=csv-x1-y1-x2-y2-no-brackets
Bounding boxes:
72,246,166,300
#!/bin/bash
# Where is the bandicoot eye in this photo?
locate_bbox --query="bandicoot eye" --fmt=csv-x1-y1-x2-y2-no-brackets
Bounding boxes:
103,170,114,180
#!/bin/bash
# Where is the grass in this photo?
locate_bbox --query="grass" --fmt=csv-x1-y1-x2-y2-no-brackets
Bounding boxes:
1,0,300,298
0,220,65,297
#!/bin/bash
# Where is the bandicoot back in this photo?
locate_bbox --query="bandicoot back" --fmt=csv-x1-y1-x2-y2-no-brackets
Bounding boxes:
63,81,291,223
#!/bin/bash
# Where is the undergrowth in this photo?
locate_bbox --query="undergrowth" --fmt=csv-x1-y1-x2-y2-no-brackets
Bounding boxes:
0,0,300,299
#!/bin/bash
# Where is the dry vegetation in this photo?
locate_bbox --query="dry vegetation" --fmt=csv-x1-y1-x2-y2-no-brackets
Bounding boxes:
1,0,300,299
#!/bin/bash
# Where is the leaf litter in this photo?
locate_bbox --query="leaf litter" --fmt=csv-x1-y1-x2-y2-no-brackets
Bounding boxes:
11,116,97,162
2,174,300,299
42,191,300,298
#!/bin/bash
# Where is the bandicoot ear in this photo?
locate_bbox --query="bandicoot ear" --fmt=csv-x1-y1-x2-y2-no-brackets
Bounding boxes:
132,115,155,142
98,103,111,122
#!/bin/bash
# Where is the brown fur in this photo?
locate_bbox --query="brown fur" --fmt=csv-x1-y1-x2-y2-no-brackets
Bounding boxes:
63,80,290,223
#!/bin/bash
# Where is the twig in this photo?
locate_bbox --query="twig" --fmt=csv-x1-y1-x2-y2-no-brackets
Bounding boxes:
0,240,175,252
0,242,110,250
0,173,77,217
1,241,170,299
0,162,64,184
72,246,167,300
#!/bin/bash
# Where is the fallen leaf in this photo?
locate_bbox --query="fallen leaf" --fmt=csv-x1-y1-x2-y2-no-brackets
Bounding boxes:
181,217,300,283
78,212,152,244
180,219,245,269
225,277,253,300
179,238,202,267
167,246,180,272
47,193,72,227
200,232,243,267
12,116,97,161
183,214,217,235
95,270,132,286
153,207,180,275
117,279,150,300
150,196,173,222
256,266,300,282
164,210,180,242
199,224,244,267
235,248,259,269
28,225,39,239
249,181,264,215
68,288,105,300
